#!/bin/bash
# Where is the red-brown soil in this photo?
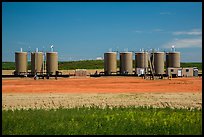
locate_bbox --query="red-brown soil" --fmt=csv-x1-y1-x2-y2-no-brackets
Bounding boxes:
2,77,202,93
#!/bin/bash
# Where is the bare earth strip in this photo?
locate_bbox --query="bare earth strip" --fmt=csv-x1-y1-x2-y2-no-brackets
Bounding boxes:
2,77,202,110
2,92,202,110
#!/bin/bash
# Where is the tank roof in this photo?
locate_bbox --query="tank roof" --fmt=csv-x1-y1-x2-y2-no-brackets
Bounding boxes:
167,52,180,53
105,52,117,53
153,52,164,53
46,52,58,53
136,52,148,53
120,52,132,53
31,52,43,53
15,52,27,53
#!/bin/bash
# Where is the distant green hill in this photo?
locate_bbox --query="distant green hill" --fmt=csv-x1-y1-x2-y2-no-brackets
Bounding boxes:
2,61,202,70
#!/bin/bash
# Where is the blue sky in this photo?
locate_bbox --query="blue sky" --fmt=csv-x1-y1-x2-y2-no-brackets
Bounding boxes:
2,2,202,62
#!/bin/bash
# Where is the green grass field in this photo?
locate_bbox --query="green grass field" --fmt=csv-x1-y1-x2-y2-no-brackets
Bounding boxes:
2,61,202,70
2,106,202,135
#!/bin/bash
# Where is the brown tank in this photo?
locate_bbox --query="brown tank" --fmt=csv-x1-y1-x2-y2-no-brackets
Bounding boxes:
46,52,58,75
120,52,133,74
166,52,180,68
104,52,117,75
31,52,43,75
15,52,27,75
135,52,148,68
152,52,164,74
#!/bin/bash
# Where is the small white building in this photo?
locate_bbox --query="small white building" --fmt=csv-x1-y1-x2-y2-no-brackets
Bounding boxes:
166,67,182,77
166,67,197,77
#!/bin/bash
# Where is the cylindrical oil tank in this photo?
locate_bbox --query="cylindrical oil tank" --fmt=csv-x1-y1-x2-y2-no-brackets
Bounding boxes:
31,52,43,75
120,52,133,74
104,52,117,75
135,52,148,68
46,52,58,75
15,52,27,75
152,52,164,74
166,52,180,68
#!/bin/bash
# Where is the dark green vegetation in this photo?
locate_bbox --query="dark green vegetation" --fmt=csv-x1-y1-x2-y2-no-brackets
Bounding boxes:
2,62,31,70
2,61,202,70
2,62,16,70
58,60,104,70
2,106,202,135
179,62,202,70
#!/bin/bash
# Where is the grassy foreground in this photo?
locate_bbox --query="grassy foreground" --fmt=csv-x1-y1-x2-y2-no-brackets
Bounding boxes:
2,106,202,135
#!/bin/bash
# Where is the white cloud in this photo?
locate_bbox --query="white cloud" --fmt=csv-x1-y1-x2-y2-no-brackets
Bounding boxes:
172,29,202,36
163,37,202,49
96,57,103,60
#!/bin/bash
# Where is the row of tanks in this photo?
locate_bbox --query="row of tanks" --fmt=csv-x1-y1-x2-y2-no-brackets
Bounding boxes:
104,51,180,75
14,50,58,75
14,49,180,77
